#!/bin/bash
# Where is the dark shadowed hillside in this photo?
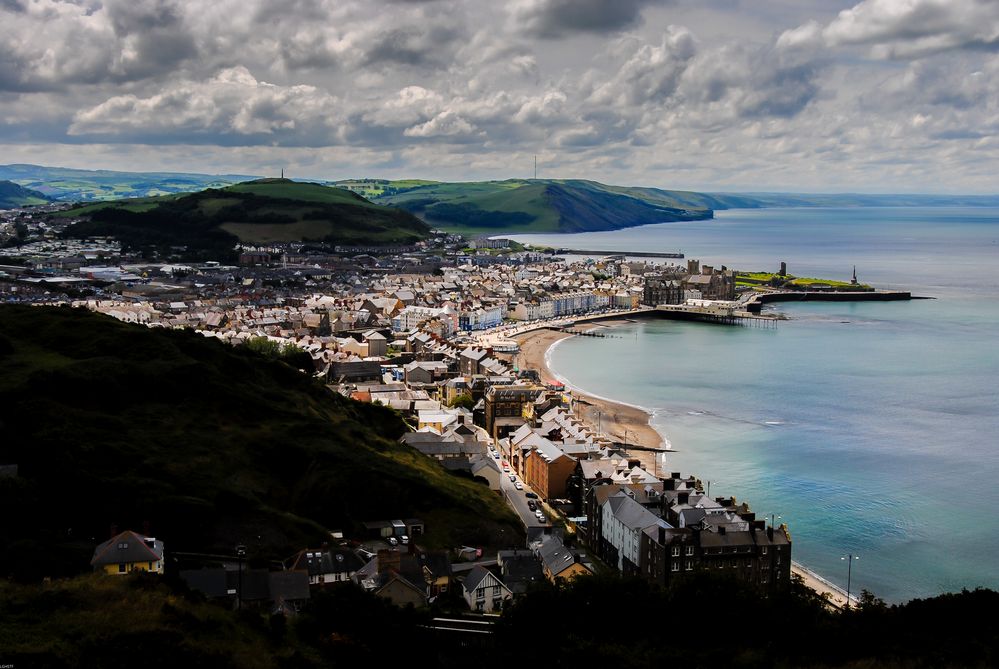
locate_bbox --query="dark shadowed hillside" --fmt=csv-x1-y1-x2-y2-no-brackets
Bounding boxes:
0,305,520,580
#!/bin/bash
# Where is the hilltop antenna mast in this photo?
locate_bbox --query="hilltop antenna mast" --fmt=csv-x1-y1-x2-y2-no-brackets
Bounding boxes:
534,155,537,180
281,168,284,179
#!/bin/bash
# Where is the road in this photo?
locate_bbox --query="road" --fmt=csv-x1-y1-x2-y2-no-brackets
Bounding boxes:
499,472,549,538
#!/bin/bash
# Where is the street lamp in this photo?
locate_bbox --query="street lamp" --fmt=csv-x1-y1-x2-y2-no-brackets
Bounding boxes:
770,513,782,530
841,554,859,610
236,544,247,611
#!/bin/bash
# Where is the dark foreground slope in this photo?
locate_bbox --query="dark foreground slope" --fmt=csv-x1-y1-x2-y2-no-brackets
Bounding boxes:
2,571,996,669
0,306,520,580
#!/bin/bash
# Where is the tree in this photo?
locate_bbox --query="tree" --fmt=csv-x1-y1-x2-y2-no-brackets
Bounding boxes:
448,393,475,410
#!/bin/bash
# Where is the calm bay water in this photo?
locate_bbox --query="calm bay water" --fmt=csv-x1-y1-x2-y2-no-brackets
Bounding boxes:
509,207,999,602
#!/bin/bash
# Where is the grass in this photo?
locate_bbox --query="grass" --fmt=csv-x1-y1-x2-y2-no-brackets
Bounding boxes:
0,574,288,668
369,178,712,235
58,179,430,259
736,271,871,290
220,220,336,243
0,306,521,580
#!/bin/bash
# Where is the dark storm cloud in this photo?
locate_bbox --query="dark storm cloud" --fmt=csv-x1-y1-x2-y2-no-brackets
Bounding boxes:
511,0,667,38
362,25,464,67
0,0,25,12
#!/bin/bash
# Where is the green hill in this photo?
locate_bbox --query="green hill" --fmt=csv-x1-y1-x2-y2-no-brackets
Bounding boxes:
0,305,521,581
0,163,257,202
60,178,431,261
354,178,713,235
0,180,51,208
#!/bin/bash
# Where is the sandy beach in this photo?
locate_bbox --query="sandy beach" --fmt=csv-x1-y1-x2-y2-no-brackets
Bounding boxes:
509,321,664,472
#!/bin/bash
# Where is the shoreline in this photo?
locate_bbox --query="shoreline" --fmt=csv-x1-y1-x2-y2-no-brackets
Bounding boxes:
509,320,854,609
508,320,666,473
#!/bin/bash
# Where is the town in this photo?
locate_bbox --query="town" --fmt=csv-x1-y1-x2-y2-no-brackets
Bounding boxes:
0,199,825,620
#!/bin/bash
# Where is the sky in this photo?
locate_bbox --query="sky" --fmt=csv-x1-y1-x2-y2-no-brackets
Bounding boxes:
1,0,998,193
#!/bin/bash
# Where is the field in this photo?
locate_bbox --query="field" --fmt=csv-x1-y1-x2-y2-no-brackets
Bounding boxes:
0,164,257,201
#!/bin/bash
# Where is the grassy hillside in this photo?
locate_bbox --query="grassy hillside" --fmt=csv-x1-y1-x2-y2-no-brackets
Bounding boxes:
362,178,712,235
4,570,996,669
60,178,431,261
0,179,51,208
0,305,521,581
0,163,256,202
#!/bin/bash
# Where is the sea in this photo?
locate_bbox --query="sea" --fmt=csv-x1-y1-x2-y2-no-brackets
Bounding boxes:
507,207,999,603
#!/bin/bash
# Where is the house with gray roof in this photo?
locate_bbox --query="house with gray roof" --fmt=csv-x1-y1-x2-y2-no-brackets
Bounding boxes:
462,565,512,613
91,530,164,575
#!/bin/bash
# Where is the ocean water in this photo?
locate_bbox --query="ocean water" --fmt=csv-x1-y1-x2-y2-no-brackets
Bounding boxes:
509,208,999,602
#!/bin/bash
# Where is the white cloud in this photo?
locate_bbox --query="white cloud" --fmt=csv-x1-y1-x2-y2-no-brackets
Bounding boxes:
782,0,999,59
69,67,340,140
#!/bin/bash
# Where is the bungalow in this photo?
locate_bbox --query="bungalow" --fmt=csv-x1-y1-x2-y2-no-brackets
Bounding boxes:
91,530,164,575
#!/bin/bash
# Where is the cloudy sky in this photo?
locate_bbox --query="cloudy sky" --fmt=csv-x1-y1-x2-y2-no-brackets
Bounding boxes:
1,0,998,192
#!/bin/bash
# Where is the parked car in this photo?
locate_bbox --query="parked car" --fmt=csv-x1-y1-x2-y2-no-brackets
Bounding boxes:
534,510,543,519
528,500,537,511
387,537,398,546
525,492,538,499
509,474,516,482
537,515,547,524
515,482,523,490
400,535,409,545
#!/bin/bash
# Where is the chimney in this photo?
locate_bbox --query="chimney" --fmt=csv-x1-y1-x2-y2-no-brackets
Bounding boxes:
719,526,726,535
658,526,666,544
664,478,676,491
142,520,150,537
109,524,118,539
678,492,689,505
671,472,681,479
377,549,401,575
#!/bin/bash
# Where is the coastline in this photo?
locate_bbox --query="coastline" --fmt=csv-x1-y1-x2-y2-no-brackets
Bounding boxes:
509,320,855,610
509,321,664,472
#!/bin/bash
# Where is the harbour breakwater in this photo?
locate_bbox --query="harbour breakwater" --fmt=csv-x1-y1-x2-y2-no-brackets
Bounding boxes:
745,290,917,313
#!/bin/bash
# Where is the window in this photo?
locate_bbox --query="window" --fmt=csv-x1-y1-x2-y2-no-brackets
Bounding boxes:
685,560,693,571
117,542,128,549
492,585,500,596
671,560,679,572
762,574,768,583
118,563,126,573
671,546,680,557
761,546,768,555
685,546,694,556
476,587,485,600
